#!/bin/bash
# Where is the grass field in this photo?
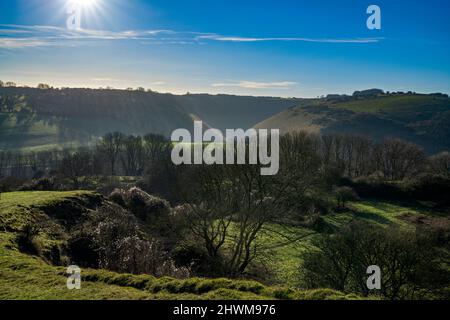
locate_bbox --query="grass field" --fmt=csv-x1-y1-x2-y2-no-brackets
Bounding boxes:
255,94,450,152
0,190,365,300
233,198,435,287
327,95,450,114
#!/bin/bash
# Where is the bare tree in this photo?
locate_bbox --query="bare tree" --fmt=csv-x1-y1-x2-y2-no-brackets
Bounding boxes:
180,132,323,278
376,138,426,180
121,135,144,176
97,132,124,175
429,152,450,177
143,133,171,164
59,149,92,188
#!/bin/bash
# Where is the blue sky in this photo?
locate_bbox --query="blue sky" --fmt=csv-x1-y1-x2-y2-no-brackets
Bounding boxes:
0,0,449,97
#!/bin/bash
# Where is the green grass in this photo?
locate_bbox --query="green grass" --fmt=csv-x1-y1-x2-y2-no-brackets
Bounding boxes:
0,191,95,231
255,224,318,286
0,231,362,300
0,190,362,300
328,95,450,114
0,190,438,300
0,233,154,300
251,199,438,286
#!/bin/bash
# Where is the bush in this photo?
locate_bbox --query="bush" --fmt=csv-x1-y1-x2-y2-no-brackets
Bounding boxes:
16,223,41,256
407,174,450,207
333,186,359,209
0,176,25,192
301,221,449,300
109,188,126,207
18,178,55,191
76,204,189,278
109,187,171,222
67,235,99,268
347,178,410,201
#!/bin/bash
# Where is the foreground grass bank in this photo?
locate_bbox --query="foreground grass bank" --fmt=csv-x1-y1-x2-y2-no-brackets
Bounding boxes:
0,191,363,300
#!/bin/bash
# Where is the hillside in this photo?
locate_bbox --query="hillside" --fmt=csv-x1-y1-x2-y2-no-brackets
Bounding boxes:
255,93,450,153
0,87,298,151
0,191,361,300
2,87,450,153
1,187,447,300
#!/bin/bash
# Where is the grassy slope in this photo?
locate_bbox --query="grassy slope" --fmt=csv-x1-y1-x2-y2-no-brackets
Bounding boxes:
0,191,361,300
254,199,436,287
327,95,449,114
255,94,450,152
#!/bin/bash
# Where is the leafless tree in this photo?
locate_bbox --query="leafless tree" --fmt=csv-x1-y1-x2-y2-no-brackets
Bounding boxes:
97,132,124,175
121,135,144,176
59,149,92,188
428,152,450,177
180,131,323,278
375,138,426,180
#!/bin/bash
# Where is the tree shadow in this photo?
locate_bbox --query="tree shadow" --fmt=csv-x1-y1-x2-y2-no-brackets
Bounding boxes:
349,208,392,225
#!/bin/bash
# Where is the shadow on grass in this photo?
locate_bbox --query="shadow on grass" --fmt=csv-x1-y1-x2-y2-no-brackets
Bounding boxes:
349,208,392,225
362,198,436,216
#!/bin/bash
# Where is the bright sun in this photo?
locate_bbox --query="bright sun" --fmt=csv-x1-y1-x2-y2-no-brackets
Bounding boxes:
72,0,97,7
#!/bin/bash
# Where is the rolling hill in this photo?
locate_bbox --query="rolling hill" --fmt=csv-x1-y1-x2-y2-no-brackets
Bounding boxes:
2,87,450,153
0,87,299,151
255,92,450,153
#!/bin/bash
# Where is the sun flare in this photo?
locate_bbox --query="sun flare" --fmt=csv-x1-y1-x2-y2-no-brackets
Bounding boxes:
72,0,98,7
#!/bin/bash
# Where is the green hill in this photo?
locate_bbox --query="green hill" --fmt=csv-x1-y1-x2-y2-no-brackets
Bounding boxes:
2,87,449,153
255,93,450,153
0,87,298,151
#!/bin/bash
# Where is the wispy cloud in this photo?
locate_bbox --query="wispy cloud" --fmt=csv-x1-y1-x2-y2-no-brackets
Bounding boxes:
150,81,166,86
91,77,121,82
0,38,52,49
212,81,298,90
0,24,383,49
197,35,382,43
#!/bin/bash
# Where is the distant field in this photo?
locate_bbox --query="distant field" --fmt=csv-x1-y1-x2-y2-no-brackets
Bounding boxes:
256,94,450,153
327,95,450,114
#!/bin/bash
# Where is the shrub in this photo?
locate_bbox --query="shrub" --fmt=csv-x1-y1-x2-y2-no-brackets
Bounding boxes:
0,176,25,192
18,178,55,191
108,188,126,207
301,221,449,300
16,223,41,256
109,187,171,222
407,174,450,207
84,204,188,278
333,186,359,209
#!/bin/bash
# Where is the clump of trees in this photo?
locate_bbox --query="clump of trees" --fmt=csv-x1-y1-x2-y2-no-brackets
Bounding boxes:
0,80,17,87
333,186,359,209
301,221,450,300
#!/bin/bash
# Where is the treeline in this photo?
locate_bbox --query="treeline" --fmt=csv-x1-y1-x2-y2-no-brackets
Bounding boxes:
0,132,170,180
1,131,449,182
2,130,450,211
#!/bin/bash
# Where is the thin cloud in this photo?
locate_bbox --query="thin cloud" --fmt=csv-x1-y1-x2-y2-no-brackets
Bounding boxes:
212,81,298,89
0,24,383,49
198,35,382,43
92,77,121,82
0,38,53,49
